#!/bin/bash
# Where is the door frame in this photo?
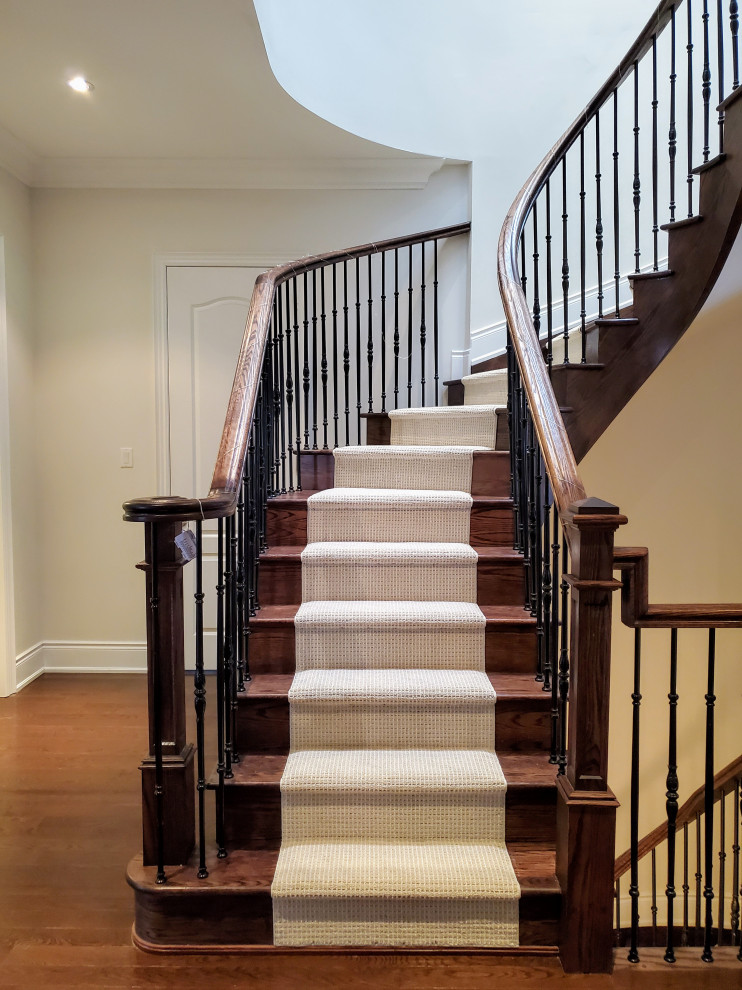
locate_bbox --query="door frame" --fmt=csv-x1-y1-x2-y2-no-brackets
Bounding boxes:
153,253,295,496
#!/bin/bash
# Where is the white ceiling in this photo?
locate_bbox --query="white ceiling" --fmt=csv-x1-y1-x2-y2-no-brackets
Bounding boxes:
0,0,436,188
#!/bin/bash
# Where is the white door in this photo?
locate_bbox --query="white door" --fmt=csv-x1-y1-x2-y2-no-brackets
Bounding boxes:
166,265,266,669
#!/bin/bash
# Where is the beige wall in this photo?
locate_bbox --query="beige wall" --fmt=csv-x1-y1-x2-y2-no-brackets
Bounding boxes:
0,165,39,689
580,241,742,856
29,167,469,655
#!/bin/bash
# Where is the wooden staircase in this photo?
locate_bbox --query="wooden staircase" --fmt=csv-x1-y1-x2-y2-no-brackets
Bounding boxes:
128,443,561,952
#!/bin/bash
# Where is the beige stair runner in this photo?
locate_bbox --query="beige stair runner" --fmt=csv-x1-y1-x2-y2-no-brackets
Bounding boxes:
271,383,520,947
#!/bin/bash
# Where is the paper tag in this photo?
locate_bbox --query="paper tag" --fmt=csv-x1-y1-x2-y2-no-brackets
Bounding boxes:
175,528,197,562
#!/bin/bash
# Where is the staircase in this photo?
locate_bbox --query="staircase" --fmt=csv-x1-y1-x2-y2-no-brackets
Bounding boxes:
128,369,560,952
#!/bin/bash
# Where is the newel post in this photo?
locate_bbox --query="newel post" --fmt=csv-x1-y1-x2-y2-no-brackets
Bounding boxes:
557,497,626,973
137,520,195,868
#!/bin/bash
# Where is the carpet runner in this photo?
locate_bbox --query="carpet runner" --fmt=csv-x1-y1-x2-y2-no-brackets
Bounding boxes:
271,368,520,946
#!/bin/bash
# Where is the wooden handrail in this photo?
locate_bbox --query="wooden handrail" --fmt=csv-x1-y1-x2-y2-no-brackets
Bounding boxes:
123,221,470,524
614,754,742,880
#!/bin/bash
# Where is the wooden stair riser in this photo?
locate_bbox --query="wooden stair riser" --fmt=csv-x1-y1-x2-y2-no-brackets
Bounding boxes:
222,782,556,849
364,411,510,450
234,691,551,756
248,618,538,676
295,449,513,498
267,499,515,548
257,552,525,607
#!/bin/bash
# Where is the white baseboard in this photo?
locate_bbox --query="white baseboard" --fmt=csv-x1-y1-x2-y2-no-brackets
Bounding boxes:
449,349,471,379
15,640,147,688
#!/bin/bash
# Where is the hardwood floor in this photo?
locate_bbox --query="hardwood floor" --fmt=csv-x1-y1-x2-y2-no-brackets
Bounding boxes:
1,673,740,989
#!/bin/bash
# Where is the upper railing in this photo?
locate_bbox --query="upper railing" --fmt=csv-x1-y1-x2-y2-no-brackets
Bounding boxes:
498,0,742,974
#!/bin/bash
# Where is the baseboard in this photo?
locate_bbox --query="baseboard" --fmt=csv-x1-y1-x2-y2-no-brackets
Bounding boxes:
15,640,147,688
15,642,44,690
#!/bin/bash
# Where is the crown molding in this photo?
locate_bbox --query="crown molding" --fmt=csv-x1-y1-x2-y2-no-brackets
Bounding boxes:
24,155,446,191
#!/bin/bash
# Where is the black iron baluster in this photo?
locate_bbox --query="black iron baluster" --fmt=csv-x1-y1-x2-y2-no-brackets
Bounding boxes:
732,779,740,950
236,482,246,694
532,205,541,341
228,512,239,765
651,849,659,945
719,787,727,944
549,522,560,764
407,244,414,407
531,432,543,677
702,628,716,962
595,111,604,319
696,810,703,942
521,229,528,298
670,6,678,222
343,261,350,444
433,240,439,404
276,293,286,493
652,35,660,271
320,267,328,450
507,336,521,552
557,537,570,774
665,627,680,962
311,269,318,450
420,242,427,406
302,273,310,450
367,254,374,413
223,513,235,779
718,0,726,153
628,627,642,963
193,520,207,878
393,248,400,410
732,0,740,90
215,517,227,859
523,413,535,621
616,878,622,947
633,61,642,274
355,258,362,441
247,429,258,615
541,480,553,700
682,821,691,946
285,282,295,492
545,179,554,371
702,0,712,163
291,280,302,490
613,89,621,315
561,156,570,363
381,253,387,413
332,265,339,447
579,132,587,362
149,531,166,884
688,0,696,217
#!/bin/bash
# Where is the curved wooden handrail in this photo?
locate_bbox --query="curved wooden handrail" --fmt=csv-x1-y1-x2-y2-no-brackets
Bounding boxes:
497,0,676,531
614,754,742,880
123,222,470,523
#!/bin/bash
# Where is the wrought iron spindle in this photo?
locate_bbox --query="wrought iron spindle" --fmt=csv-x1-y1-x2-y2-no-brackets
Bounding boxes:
702,0,712,163
613,89,621,315
732,0,740,90
718,0,726,153
522,411,535,619
688,0,696,217
670,6,678,222
215,517,227,859
332,265,339,447
236,482,246,693
696,810,703,941
561,156,570,363
652,35,660,271
433,240,439,404
541,479,553,697
549,521,560,763
702,628,716,962
381,253,387,413
247,429,258,614
355,258,362,441
545,179,554,369
420,241,427,406
228,512,239,765
616,878,622,947
579,131,587,362
628,627,642,963
367,254,374,413
532,205,541,340
223,513,235,779
276,294,286,493
732,779,740,949
407,244,414,407
393,248,400,410
320,266,328,449
683,822,691,946
343,261,350,444
595,111,604,319
291,280,302,490
652,849,659,945
557,536,569,774
633,61,642,273
311,270,318,449
521,229,528,298
719,788,727,944
302,273,310,450
665,627,680,963
531,434,543,676
284,282,294,492
193,520,207,879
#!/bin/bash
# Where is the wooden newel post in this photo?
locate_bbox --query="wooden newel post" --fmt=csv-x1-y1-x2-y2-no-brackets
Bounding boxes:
557,497,626,974
137,520,195,867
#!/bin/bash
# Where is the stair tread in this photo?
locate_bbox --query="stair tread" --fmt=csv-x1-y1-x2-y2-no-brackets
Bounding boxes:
244,671,544,701
269,490,512,508
251,603,536,626
290,669,495,703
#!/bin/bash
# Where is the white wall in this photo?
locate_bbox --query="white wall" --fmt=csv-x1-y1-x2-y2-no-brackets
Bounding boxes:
255,0,653,360
0,165,39,694
27,166,468,674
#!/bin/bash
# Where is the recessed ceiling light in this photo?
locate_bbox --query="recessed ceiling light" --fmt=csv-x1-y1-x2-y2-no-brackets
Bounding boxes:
68,76,94,93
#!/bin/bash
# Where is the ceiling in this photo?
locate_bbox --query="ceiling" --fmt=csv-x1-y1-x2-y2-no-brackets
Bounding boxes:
0,0,436,189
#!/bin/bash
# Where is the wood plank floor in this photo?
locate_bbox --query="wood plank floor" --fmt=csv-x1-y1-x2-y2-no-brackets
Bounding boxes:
1,673,741,989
